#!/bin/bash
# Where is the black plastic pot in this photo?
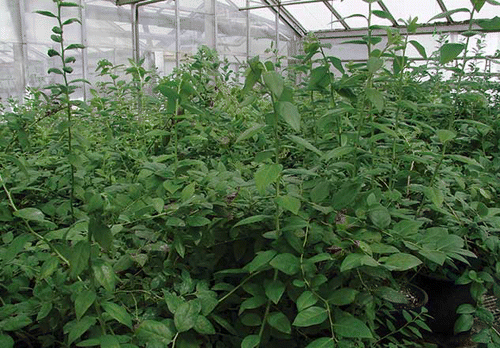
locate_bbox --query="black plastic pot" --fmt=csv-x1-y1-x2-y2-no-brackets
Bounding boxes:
414,274,475,335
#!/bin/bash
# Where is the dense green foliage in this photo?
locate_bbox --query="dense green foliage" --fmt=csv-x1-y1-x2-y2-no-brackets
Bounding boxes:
2,0,500,347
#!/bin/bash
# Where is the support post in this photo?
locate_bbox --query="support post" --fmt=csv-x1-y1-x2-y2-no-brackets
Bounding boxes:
18,0,28,100
175,0,181,68
79,0,89,101
131,3,140,62
246,0,250,59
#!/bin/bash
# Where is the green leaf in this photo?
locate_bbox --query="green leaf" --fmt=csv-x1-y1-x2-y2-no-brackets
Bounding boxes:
369,205,391,229
60,2,81,7
186,216,211,227
267,312,291,334
14,207,45,221
334,315,373,338
408,40,427,59
174,301,200,332
4,234,32,263
255,164,282,195
239,296,267,314
392,220,423,237
236,124,266,143
263,71,284,98
63,17,82,25
51,34,62,43
66,43,85,50
37,302,53,321
340,253,379,272
75,290,96,321
244,250,277,273
476,16,500,31
135,320,173,345
265,280,285,304
374,287,408,303
419,250,447,265
35,10,57,18
287,135,323,156
275,195,301,215
234,215,272,228
381,253,422,271
52,26,63,34
166,217,185,227
0,334,14,348
436,129,457,143
424,186,444,208
428,8,470,22
296,291,318,311
39,256,59,280
439,43,465,64
68,316,97,345
277,101,301,132
89,215,113,252
310,181,330,203
92,261,116,292
48,49,60,57
332,180,362,210
269,253,301,275
457,304,476,314
293,307,328,327
101,302,133,329
323,146,355,161
305,337,334,348
328,288,359,306
367,57,384,74
70,241,91,279
0,315,32,331
99,335,121,348
454,314,474,333
372,9,395,21
181,182,196,202
241,335,260,348
173,234,185,258
48,68,64,75
194,315,215,335
366,88,384,113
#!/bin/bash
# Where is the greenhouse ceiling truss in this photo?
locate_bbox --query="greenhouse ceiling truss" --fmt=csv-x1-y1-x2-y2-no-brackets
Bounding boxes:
114,0,499,67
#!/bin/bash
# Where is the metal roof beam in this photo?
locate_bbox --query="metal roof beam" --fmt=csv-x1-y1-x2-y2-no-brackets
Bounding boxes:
435,0,453,23
250,0,307,37
322,1,349,30
313,22,481,39
377,0,398,27
116,0,165,6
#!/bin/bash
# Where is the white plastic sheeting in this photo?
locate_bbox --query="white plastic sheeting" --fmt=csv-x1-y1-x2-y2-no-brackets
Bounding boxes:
1,0,500,101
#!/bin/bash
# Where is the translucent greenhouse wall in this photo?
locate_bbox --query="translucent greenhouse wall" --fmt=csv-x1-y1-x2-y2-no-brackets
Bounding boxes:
0,0,299,101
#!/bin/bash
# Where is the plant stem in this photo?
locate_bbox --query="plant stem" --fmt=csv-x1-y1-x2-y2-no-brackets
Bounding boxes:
56,2,75,220
1,174,70,266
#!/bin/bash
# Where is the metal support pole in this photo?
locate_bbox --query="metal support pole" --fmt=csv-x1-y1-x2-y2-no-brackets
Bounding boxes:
213,0,218,51
275,3,280,59
175,0,181,69
131,3,140,62
18,0,28,99
79,0,89,101
246,0,250,59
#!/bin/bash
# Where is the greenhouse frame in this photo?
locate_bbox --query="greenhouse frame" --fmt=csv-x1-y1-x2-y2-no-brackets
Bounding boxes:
3,0,500,347
2,0,500,101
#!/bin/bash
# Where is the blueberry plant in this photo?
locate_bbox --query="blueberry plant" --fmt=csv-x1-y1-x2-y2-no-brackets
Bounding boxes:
1,0,500,347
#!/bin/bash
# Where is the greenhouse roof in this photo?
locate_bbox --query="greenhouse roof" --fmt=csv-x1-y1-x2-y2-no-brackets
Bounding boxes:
116,0,500,37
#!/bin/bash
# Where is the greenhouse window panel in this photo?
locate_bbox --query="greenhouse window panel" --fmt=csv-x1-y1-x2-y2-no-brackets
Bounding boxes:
442,0,500,21
382,0,445,26
329,0,390,29
284,1,343,31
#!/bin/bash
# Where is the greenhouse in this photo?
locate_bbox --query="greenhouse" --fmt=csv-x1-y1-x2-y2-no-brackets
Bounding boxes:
2,0,500,347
